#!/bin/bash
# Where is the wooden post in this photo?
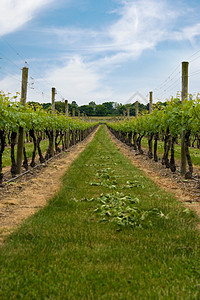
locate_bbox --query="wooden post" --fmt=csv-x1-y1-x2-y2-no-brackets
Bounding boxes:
52,87,56,114
181,61,189,175
135,101,139,117
149,92,153,158
149,91,153,114
50,87,56,156
65,100,70,149
134,101,139,148
72,108,75,118
65,100,68,117
127,107,130,121
16,67,28,174
123,110,126,120
182,62,189,103
77,110,81,140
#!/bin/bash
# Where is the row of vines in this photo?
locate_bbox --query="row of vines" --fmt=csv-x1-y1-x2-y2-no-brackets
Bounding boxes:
0,93,97,184
107,98,200,179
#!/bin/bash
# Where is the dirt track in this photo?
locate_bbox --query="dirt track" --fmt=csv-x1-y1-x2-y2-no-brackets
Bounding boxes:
0,127,99,245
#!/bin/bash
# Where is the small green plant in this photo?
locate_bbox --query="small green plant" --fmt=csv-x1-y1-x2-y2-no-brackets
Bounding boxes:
79,192,168,228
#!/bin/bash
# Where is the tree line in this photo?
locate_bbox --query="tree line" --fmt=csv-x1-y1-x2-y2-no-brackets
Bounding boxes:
28,101,151,116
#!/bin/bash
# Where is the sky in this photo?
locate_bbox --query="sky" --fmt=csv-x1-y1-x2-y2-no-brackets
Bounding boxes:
0,0,200,105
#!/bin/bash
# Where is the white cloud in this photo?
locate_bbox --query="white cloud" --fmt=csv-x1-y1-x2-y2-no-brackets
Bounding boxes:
43,56,113,104
45,27,99,46
106,0,178,63
184,23,200,40
44,0,180,66
0,0,53,36
109,0,168,48
0,75,21,95
0,57,113,104
171,23,200,43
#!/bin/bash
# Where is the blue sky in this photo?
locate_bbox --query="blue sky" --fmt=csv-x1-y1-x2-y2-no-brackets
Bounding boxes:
1,0,200,105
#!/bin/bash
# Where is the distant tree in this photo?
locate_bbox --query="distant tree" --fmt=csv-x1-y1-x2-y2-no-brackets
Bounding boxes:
69,101,78,116
129,103,135,116
29,99,153,117
79,105,94,116
71,100,78,107
89,101,96,110
102,102,115,115
95,104,108,116
115,104,126,116
55,101,65,113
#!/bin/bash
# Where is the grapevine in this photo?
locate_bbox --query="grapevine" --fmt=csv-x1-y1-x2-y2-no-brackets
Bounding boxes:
107,97,200,178
0,92,97,184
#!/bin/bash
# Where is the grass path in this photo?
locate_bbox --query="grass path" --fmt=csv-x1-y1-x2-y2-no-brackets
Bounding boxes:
0,125,200,299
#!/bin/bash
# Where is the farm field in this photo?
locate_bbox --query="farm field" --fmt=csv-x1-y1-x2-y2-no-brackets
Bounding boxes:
0,125,200,298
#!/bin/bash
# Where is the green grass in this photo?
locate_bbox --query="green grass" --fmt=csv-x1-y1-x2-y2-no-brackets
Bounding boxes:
2,140,49,168
142,137,200,167
0,125,200,299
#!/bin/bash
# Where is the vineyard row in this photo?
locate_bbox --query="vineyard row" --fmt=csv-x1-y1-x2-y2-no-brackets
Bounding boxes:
0,92,98,184
107,97,200,179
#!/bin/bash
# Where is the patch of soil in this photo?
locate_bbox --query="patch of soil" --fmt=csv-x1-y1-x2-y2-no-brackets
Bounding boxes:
0,128,99,245
107,129,200,229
